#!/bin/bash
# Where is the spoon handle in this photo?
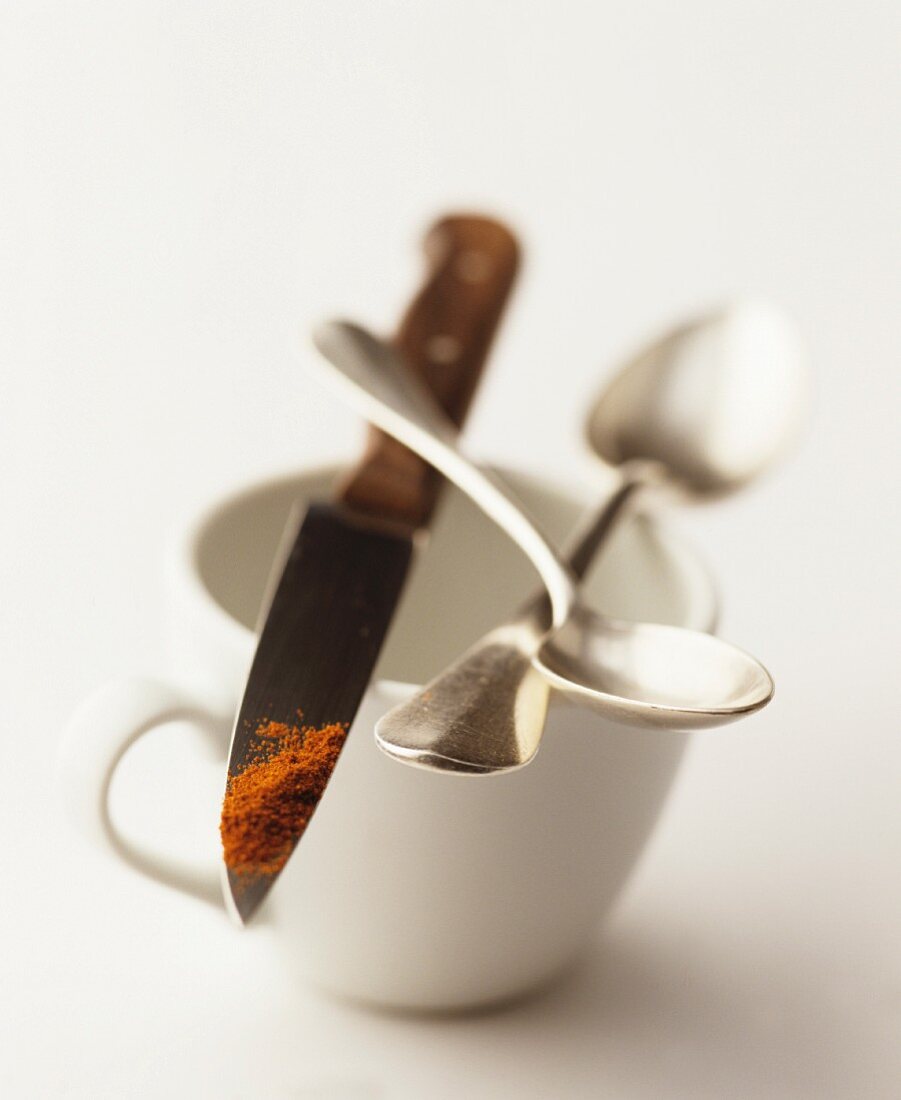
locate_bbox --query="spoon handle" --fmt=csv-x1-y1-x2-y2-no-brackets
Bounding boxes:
564,465,649,579
312,321,577,627
511,465,649,634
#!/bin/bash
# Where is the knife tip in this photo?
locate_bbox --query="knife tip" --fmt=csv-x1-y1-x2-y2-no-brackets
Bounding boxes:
222,865,272,927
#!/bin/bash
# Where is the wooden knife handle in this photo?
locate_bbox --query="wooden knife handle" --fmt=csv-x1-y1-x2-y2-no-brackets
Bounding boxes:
338,214,520,528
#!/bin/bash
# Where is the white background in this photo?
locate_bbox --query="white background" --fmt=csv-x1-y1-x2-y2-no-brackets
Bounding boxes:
2,2,899,1097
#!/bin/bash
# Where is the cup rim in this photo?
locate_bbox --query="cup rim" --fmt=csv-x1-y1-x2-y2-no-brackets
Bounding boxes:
169,463,720,687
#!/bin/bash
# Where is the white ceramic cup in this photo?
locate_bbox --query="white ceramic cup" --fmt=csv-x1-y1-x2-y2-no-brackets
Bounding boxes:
59,465,716,1011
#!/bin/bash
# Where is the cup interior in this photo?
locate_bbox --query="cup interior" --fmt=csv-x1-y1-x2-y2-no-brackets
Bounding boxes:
191,466,715,687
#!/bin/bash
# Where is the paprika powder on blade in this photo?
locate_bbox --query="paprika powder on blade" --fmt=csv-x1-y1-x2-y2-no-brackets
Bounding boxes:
220,716,348,878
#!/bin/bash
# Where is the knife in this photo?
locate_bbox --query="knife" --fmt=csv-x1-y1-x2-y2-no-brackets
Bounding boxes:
221,214,520,923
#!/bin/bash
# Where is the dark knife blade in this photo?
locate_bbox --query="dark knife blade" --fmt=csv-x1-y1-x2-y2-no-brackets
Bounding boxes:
222,503,414,921
221,214,519,923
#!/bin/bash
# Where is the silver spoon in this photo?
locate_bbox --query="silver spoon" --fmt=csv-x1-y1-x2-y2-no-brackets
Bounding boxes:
366,302,804,774
321,305,804,772
311,319,778,753
538,301,807,723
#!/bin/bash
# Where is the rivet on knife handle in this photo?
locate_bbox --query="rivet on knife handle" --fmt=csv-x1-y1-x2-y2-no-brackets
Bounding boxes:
339,214,520,529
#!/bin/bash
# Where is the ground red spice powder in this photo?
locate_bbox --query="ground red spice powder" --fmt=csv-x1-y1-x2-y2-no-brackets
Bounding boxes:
220,717,348,877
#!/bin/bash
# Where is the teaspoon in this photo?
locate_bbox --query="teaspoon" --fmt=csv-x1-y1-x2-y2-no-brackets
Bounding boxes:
310,320,777,757
371,303,805,773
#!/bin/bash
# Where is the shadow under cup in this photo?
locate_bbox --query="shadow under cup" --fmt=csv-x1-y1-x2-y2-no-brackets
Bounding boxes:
179,466,716,1011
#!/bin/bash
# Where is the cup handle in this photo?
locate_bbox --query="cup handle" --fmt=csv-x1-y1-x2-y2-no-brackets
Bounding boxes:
57,676,228,908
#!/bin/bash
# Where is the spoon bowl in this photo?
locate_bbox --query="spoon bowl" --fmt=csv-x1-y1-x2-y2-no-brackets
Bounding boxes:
586,301,806,498
535,604,774,729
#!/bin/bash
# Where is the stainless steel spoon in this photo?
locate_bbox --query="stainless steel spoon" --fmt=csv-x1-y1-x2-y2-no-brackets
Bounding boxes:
537,300,806,723
368,302,803,774
371,302,804,774
311,319,778,753
319,305,804,772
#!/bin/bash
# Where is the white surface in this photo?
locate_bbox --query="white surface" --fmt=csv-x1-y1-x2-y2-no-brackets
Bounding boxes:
1,2,899,1097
